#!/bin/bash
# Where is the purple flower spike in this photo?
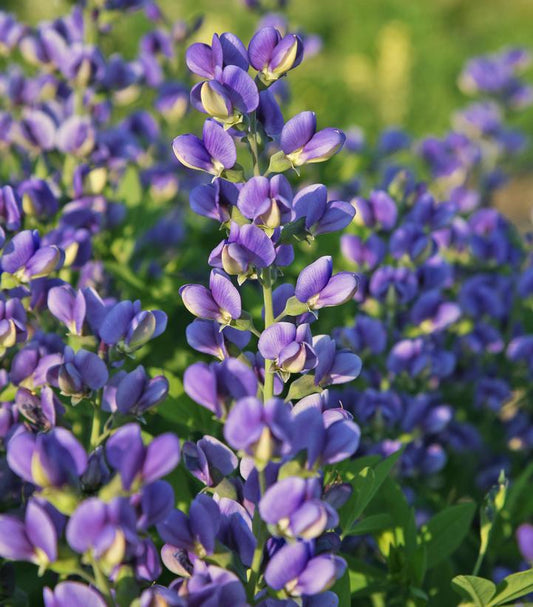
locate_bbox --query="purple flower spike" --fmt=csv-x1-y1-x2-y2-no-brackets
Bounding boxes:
224,396,293,460
293,183,355,236
280,111,345,167
237,175,292,228
106,423,180,490
180,269,241,324
173,119,236,176
47,285,86,335
295,256,357,311
43,582,107,607
258,322,317,374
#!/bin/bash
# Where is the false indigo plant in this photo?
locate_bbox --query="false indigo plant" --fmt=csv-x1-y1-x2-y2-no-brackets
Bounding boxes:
0,1,532,606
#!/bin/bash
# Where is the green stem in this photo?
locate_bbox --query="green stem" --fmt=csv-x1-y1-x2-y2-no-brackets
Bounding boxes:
247,468,268,600
472,550,485,577
88,554,113,606
89,403,102,451
248,113,261,177
262,268,275,402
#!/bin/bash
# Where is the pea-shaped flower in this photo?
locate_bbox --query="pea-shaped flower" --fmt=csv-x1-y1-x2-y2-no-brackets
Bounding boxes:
1,230,64,282
280,111,345,167
180,269,241,324
185,33,249,79
173,119,237,176
47,285,86,336
43,582,106,607
248,27,304,85
293,183,355,236
258,322,317,374
237,175,293,228
295,256,358,311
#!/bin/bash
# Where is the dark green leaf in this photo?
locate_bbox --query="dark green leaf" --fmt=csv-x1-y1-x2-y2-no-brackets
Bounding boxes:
489,568,533,606
452,575,496,606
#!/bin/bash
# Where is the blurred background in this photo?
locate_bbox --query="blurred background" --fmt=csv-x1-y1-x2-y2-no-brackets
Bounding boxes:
6,0,533,222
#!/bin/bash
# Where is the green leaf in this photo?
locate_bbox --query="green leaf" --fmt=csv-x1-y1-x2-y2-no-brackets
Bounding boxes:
278,217,310,245
286,374,321,401
452,575,496,606
489,568,533,606
330,568,351,607
117,165,142,208
420,501,476,569
348,513,393,536
339,448,403,534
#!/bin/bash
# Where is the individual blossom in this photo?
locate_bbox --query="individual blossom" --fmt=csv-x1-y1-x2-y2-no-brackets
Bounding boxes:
237,175,292,228
15,386,61,430
43,582,107,607
182,435,238,486
264,540,346,596
189,178,239,223
106,423,180,491
47,346,108,399
180,269,241,325
354,190,398,231
185,319,251,360
183,357,258,417
248,26,304,85
0,296,27,353
258,322,317,374
280,111,345,167
293,183,355,236
105,366,169,416
173,119,237,176
295,256,358,311
208,222,276,277
1,230,64,282
259,477,338,539
0,498,59,566
47,285,86,335
185,32,249,80
224,396,293,462
7,426,87,489
312,335,362,387
341,233,386,270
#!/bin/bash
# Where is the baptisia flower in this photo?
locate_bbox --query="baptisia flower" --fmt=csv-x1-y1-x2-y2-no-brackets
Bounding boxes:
295,256,358,311
292,183,355,236
237,175,293,229
258,322,317,374
1,229,64,282
185,32,249,80
248,26,304,85
173,119,237,176
280,111,345,167
180,269,241,325
43,582,107,607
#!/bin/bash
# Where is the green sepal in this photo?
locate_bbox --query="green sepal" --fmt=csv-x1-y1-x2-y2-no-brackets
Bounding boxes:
37,486,80,515
222,164,245,182
285,374,321,401
267,151,292,174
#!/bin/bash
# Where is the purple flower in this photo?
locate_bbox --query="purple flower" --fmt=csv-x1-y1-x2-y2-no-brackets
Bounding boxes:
258,322,317,374
186,319,251,360
173,120,237,176
259,477,338,539
387,338,455,379
18,179,58,219
191,65,259,125
56,116,95,157
237,175,292,228
0,498,58,565
44,582,106,607
341,234,386,270
410,290,461,332
180,560,247,607
264,541,346,595
180,270,241,324
47,285,86,335
217,497,256,567
12,109,56,152
107,366,169,416
369,266,418,304
0,296,27,352
248,27,304,84
47,346,108,398
224,397,293,460
186,33,249,79
98,299,167,351
183,357,258,417
158,494,220,556
182,435,238,486
1,230,64,281
106,423,180,490
517,523,533,562
15,386,61,430
189,178,239,222
209,222,276,277
293,184,355,236
0,185,22,231
7,427,87,488
280,112,345,166
354,190,398,231
295,256,357,310
313,335,362,387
